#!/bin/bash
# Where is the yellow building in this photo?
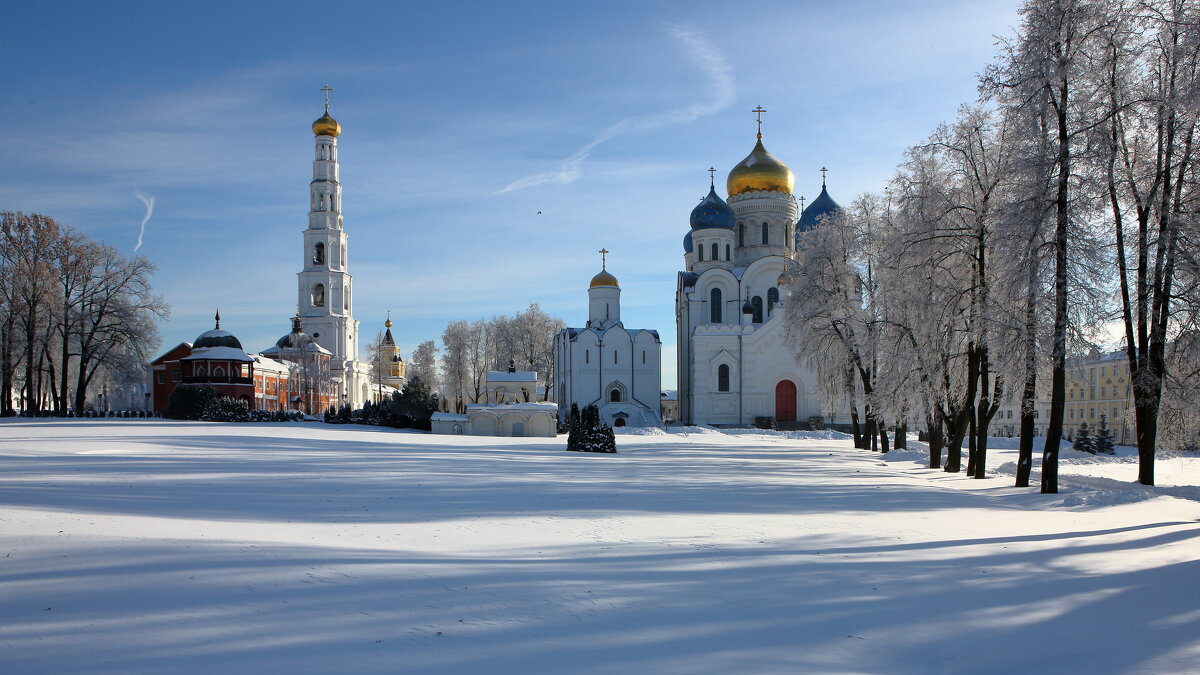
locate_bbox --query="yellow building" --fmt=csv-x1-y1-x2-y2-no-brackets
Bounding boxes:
992,349,1133,444
1065,350,1133,444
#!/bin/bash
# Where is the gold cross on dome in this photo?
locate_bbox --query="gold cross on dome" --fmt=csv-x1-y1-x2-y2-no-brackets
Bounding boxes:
599,248,609,269
321,84,334,111
708,167,716,187
753,105,766,137
820,166,828,187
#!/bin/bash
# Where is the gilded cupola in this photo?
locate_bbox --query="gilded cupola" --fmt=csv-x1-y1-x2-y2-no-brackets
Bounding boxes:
727,137,794,196
726,106,793,196
590,269,619,289
590,247,619,288
312,84,340,137
312,110,341,137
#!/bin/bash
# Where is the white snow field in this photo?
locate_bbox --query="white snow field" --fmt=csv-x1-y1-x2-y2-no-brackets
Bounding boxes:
2,420,1198,674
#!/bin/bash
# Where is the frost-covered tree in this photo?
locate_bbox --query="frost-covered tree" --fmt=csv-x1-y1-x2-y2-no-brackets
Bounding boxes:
985,0,1110,493
1091,0,1200,484
409,340,440,392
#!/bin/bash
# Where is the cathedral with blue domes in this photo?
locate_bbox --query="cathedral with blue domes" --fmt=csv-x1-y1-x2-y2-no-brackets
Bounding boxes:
675,111,840,426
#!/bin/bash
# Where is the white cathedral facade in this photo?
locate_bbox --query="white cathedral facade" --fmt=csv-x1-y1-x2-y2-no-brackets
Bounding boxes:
675,118,840,427
554,255,662,427
295,96,373,408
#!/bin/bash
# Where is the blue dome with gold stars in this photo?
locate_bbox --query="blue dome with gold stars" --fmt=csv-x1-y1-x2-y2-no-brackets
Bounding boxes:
690,186,736,230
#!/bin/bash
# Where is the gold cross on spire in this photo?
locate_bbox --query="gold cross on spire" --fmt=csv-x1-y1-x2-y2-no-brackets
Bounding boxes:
820,166,828,187
799,195,806,211
708,167,716,187
321,84,333,112
752,105,766,138
598,248,609,270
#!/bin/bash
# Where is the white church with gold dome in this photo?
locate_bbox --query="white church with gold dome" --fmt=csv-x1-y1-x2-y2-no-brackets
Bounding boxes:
553,252,663,427
676,110,841,427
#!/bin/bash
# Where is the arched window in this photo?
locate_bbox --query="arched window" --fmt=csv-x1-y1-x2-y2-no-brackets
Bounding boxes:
711,243,718,261
212,366,225,378
610,388,622,402
761,222,769,244
196,365,207,377
698,246,704,262
710,288,722,323
752,296,763,323
738,223,745,247
725,244,731,260
613,418,626,427
718,364,730,392
768,287,780,313
313,284,325,307
313,242,325,265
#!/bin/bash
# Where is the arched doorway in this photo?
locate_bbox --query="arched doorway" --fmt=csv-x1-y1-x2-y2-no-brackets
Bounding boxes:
775,380,797,422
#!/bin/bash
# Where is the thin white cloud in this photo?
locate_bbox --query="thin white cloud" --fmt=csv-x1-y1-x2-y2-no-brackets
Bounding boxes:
495,24,735,194
134,191,154,252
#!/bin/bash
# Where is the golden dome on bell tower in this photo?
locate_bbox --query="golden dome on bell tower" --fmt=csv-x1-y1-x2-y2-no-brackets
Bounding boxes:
726,106,793,196
312,84,341,137
312,112,341,137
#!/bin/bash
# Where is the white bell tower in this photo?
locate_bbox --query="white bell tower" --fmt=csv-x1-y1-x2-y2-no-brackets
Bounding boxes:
296,85,362,405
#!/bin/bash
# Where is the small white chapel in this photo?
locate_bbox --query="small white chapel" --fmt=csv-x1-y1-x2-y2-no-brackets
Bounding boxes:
553,251,662,428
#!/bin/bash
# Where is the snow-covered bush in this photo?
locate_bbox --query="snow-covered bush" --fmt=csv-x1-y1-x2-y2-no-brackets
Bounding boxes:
200,397,250,423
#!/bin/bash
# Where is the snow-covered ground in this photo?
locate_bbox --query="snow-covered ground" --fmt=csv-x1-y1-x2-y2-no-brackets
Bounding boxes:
2,420,1198,674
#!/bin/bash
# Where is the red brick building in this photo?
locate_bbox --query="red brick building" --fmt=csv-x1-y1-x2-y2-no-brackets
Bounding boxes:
148,314,295,413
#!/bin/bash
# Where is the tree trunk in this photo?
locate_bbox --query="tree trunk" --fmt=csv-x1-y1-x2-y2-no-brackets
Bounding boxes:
895,422,907,450
928,414,944,469
1016,261,1039,488
943,406,969,473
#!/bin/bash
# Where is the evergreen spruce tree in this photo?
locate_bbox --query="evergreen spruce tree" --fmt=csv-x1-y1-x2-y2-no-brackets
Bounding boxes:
566,403,581,451
1073,421,1096,454
1095,414,1116,455
565,404,616,453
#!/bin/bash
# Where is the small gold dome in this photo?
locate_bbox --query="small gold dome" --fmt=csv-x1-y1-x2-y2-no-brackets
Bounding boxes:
589,269,619,289
727,137,794,196
384,318,393,328
777,271,789,287
312,111,341,137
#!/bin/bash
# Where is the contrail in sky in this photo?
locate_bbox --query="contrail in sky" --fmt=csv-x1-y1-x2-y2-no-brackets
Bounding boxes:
134,191,154,252
496,24,735,194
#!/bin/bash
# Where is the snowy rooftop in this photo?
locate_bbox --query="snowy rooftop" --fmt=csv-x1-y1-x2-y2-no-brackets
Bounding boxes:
251,355,290,373
466,401,557,411
181,346,255,362
486,371,537,382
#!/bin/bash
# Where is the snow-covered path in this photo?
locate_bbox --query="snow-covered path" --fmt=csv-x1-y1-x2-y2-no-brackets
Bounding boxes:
2,420,1198,674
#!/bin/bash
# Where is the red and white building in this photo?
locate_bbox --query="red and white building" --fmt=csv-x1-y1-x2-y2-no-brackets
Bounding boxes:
148,314,333,414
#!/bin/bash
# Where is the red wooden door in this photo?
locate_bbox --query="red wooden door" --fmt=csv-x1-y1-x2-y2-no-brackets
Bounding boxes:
775,380,797,422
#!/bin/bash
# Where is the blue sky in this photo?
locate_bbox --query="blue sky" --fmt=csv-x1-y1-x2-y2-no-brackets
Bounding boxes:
2,0,1021,388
